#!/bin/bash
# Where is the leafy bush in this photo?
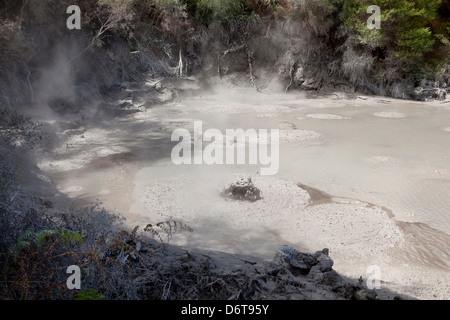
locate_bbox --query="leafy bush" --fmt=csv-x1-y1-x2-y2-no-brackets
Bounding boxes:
10,228,84,258
339,0,449,66
285,0,450,92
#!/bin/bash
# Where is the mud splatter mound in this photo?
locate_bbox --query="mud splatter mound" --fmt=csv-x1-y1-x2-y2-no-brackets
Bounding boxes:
373,112,407,119
220,177,262,202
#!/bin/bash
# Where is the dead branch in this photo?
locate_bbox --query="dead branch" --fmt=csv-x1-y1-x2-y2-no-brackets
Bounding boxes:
69,5,130,64
18,0,29,30
175,49,184,78
245,45,256,86
217,52,221,78
161,279,172,300
223,44,246,56
26,69,34,103
285,62,296,93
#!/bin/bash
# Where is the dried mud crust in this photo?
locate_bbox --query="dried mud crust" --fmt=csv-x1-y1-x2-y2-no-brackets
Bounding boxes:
142,174,309,225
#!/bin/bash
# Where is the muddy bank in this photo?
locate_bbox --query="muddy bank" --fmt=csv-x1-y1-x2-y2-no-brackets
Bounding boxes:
107,234,398,300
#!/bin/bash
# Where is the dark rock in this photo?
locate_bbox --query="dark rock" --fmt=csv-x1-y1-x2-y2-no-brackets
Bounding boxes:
269,246,381,300
267,268,281,277
272,245,317,276
314,249,334,272
272,246,336,277
307,265,324,282
414,87,447,101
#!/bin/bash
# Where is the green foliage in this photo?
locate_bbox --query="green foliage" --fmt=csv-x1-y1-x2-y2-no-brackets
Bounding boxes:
285,0,449,92
339,0,448,66
396,27,435,61
74,289,106,300
10,228,84,256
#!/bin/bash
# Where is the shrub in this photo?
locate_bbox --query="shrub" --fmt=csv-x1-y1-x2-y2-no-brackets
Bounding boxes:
339,0,449,67
74,289,106,300
287,0,450,92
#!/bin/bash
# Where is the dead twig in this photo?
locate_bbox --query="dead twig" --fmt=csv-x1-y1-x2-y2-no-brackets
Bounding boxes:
285,62,296,93
222,44,246,57
161,279,172,300
245,44,256,86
